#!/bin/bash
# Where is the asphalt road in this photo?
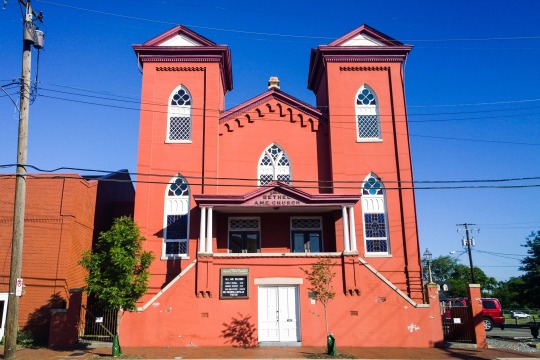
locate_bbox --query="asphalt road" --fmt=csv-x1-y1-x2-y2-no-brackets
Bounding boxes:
489,326,538,339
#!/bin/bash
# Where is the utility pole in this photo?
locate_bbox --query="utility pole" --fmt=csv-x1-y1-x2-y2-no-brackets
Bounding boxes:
4,1,42,359
457,223,477,284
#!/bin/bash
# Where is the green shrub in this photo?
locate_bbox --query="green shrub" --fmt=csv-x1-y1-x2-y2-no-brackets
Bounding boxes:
0,330,36,348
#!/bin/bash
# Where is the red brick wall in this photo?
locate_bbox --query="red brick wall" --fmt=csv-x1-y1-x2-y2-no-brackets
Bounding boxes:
0,176,96,343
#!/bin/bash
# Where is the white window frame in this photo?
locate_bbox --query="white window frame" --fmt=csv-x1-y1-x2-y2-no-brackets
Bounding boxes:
290,216,323,253
355,84,382,142
166,85,192,143
163,175,190,259
257,143,292,186
228,217,261,253
361,173,390,256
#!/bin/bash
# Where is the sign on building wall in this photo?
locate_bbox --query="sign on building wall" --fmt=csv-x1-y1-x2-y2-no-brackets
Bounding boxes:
245,190,303,207
220,268,249,299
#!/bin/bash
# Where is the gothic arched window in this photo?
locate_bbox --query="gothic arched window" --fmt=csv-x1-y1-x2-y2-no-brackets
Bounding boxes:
362,173,389,254
258,143,292,186
167,85,192,142
355,85,381,141
163,175,190,257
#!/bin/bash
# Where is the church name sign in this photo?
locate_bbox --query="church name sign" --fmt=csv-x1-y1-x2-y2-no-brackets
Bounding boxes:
249,191,303,206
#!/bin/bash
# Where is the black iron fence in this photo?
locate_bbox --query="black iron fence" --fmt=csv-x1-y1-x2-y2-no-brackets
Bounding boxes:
441,305,475,343
79,304,118,342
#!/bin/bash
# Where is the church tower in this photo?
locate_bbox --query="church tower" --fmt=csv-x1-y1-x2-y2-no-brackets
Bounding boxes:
308,25,423,300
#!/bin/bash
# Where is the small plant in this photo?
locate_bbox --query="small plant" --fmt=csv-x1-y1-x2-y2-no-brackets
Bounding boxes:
0,330,36,348
16,330,35,348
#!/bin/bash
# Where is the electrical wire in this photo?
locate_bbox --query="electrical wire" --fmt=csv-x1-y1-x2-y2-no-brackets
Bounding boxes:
1,173,539,190
32,81,540,119
7,87,540,148
0,83,20,111
31,90,540,135
473,249,526,259
24,91,540,146
5,163,540,184
2,164,540,191
34,80,540,111
33,0,540,44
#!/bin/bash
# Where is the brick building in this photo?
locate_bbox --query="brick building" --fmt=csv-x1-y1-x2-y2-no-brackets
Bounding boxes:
120,24,443,347
0,170,134,344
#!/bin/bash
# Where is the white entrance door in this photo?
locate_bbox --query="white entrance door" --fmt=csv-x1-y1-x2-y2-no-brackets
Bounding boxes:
258,286,299,342
0,293,8,340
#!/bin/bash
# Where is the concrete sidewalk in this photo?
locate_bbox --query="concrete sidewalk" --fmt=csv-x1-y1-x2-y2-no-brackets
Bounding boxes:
1,345,540,360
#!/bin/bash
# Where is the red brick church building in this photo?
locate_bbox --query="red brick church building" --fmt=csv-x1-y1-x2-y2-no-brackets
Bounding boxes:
120,24,443,347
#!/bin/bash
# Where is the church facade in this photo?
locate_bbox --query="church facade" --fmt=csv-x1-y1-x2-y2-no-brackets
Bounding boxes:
120,24,443,347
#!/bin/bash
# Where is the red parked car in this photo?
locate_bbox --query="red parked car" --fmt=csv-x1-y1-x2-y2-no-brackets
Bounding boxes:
440,297,505,331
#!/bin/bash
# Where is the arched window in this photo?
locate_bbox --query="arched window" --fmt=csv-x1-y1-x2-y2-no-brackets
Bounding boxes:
361,173,389,255
258,143,291,186
163,175,190,257
355,85,381,141
167,85,192,142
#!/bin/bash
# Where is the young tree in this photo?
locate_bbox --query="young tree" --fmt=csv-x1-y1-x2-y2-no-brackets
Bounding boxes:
301,258,336,336
520,230,540,308
79,216,153,356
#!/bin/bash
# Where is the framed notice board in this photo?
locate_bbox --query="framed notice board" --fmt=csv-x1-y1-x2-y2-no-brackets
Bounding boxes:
220,268,249,299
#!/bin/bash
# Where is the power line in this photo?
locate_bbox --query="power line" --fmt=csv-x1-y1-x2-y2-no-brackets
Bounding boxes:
24,90,540,140
34,1,334,40
410,134,540,147
474,249,526,259
2,164,540,190
30,81,540,119
32,1,540,44
5,163,540,184
33,80,540,110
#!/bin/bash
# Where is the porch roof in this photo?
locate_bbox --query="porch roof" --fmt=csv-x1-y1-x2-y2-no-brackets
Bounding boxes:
193,181,360,213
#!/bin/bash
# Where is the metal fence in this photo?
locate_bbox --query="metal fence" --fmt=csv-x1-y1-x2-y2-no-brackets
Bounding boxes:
441,305,474,343
79,304,118,342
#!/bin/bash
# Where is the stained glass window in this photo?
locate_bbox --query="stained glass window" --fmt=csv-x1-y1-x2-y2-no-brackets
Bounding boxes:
363,176,383,196
258,144,292,186
355,85,381,141
362,174,389,254
164,175,190,257
167,85,192,142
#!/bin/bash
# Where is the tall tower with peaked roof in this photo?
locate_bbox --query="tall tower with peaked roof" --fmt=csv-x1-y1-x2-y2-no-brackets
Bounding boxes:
308,24,423,299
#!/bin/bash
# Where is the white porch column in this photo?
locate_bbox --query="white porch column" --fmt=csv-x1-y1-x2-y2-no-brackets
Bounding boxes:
206,207,213,253
348,206,357,252
199,206,206,253
342,206,350,252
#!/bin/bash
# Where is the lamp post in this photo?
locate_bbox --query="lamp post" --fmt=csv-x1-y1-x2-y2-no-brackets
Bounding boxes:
423,248,434,284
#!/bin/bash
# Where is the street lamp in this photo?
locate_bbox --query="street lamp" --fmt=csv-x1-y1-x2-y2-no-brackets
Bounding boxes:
423,248,434,284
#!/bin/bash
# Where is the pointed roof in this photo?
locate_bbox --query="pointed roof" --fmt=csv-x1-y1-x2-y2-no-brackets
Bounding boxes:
328,24,407,47
219,88,324,124
139,25,218,47
193,181,360,210
133,25,233,92
308,24,412,91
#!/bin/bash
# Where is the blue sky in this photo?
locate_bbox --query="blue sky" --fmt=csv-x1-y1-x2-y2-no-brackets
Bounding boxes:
2,0,540,282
